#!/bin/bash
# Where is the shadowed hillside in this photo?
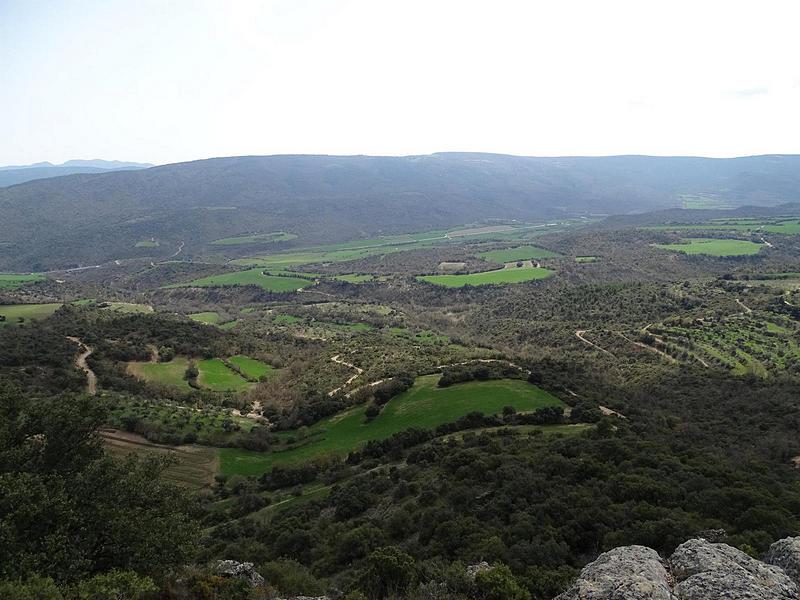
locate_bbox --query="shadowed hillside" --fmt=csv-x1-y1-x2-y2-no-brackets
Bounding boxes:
1,153,799,270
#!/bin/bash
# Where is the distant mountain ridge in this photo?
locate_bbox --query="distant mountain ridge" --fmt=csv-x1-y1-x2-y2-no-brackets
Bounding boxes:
0,159,152,187
0,152,799,271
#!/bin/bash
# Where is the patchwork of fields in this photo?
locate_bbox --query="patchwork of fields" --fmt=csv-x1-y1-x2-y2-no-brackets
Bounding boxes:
219,375,565,476
127,354,274,392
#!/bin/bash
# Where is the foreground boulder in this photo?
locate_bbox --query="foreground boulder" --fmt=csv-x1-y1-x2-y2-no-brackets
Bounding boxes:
557,538,800,599
555,545,675,600
767,537,800,586
214,560,266,587
671,538,797,599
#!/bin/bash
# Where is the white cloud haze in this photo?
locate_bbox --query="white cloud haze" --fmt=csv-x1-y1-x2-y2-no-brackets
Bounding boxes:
1,0,799,165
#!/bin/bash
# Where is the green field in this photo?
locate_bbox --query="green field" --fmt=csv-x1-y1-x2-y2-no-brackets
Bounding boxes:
478,245,559,263
211,231,298,246
134,239,159,247
219,375,565,475
227,355,274,380
419,265,554,287
197,358,252,392
648,219,800,235
171,268,315,292
127,356,193,390
189,311,221,324
0,303,61,325
0,273,46,289
231,223,565,271
653,238,764,257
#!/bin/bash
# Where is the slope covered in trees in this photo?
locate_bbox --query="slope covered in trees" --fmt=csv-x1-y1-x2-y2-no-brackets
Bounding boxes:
3,153,800,270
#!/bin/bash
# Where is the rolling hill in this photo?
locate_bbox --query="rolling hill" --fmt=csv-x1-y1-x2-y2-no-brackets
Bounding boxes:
1,153,799,270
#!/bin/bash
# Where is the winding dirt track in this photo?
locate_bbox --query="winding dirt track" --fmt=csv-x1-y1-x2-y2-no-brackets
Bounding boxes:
434,358,532,375
614,331,677,363
328,354,364,396
66,336,97,395
735,298,753,314
574,330,615,357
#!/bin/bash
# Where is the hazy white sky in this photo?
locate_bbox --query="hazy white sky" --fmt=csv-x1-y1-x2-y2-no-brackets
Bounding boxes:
1,0,799,165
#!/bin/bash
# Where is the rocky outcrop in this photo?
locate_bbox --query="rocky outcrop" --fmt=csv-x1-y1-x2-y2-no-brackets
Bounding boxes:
466,561,492,580
214,560,265,587
555,546,675,600
671,538,797,599
557,538,800,600
766,537,800,586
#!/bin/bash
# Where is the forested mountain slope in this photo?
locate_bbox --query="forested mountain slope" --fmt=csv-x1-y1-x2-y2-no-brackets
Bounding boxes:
2,153,800,270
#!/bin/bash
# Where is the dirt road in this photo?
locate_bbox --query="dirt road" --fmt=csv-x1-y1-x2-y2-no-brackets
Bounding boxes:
328,354,364,396
66,336,97,395
575,330,615,357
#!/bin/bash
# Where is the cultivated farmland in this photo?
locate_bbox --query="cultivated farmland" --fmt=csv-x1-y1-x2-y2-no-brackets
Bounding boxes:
101,429,217,489
211,231,297,245
219,375,565,476
653,238,764,256
0,273,45,289
189,311,221,324
127,356,193,390
478,245,559,263
0,303,61,325
171,268,315,292
197,358,252,392
227,355,274,380
418,265,553,287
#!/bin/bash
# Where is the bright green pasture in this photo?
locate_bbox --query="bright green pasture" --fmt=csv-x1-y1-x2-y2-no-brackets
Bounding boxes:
197,358,252,392
0,303,61,325
171,268,315,292
478,245,559,263
419,265,553,287
653,238,763,256
189,311,221,324
211,232,297,246
0,273,46,289
219,375,564,475
128,356,192,390
228,355,274,380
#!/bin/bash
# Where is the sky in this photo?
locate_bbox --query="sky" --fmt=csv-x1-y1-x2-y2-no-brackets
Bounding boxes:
1,0,799,166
